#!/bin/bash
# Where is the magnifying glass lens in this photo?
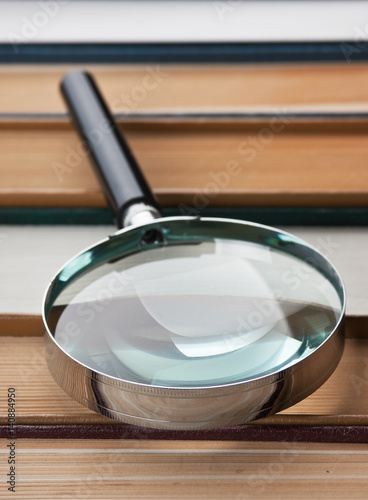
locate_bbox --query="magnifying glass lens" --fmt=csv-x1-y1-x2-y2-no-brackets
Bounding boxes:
48,234,342,388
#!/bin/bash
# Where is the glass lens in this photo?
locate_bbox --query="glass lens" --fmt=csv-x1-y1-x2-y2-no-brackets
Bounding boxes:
47,221,343,388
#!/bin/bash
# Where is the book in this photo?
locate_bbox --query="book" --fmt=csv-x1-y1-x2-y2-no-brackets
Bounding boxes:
1,116,368,209
2,63,368,209
0,225,366,327
0,436,366,498
0,336,367,430
1,63,368,114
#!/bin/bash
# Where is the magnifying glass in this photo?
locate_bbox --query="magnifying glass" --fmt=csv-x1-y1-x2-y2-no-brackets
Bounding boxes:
43,71,345,430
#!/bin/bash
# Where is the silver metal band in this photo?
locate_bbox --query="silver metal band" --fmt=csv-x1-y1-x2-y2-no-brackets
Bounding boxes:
122,203,161,227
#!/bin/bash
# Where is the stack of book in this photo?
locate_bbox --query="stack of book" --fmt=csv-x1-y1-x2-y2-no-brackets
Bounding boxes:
1,59,368,498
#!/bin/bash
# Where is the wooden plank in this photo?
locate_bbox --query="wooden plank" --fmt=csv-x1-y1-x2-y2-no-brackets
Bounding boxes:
1,118,368,208
0,337,367,428
1,63,368,114
0,439,367,498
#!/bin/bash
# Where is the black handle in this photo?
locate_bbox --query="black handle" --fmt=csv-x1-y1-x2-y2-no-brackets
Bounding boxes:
60,70,160,228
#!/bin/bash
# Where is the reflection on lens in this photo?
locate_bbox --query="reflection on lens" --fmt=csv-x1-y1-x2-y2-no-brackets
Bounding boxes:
48,238,342,388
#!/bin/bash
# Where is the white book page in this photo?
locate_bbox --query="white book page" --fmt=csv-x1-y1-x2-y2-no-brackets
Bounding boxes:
0,225,366,316
0,1,367,43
